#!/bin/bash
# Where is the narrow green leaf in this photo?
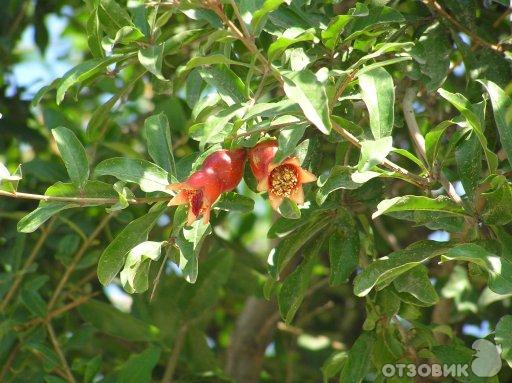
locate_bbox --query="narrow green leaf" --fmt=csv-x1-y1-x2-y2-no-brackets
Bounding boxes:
97,204,166,285
354,241,452,297
56,56,123,104
278,252,316,324
138,44,165,80
144,113,176,177
442,243,512,295
339,333,375,383
52,127,89,189
329,212,360,285
357,137,393,171
116,347,161,383
251,0,284,34
176,220,212,283
282,70,332,134
479,79,512,168
17,202,76,233
94,157,169,193
273,124,307,164
359,67,394,139
393,265,438,306
77,299,160,341
373,195,466,220
198,66,246,106
495,315,512,368
438,88,498,172
120,241,165,293
99,0,133,30
269,215,330,278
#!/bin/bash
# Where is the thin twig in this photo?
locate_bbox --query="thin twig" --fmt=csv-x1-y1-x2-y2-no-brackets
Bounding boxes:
422,0,503,54
493,7,512,28
373,217,400,251
0,218,55,312
0,189,170,205
15,292,100,331
402,87,461,203
161,324,188,383
47,214,115,310
0,342,20,382
331,122,429,188
47,322,77,383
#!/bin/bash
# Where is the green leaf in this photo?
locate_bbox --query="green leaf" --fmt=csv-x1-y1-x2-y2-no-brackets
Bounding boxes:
438,88,498,172
410,24,452,91
78,299,160,341
99,0,134,30
329,212,359,285
456,132,482,199
393,265,439,306
198,66,246,106
175,220,212,283
359,67,394,139
97,204,166,285
495,315,512,368
316,166,363,205
56,56,123,105
94,157,169,193
321,351,347,383
115,346,161,383
273,124,307,164
251,0,283,34
354,241,453,297
374,195,465,232
373,195,466,219
479,80,512,169
282,70,331,134
480,175,512,225
322,14,352,50
268,28,316,61
339,333,375,383
17,202,76,233
20,289,47,317
52,127,89,189
425,120,453,166
344,5,404,41
144,113,176,177
120,241,165,293
214,192,255,213
178,249,234,319
278,237,322,324
138,44,165,80
277,198,301,219
269,215,330,278
86,6,104,58
357,137,393,171
442,243,512,295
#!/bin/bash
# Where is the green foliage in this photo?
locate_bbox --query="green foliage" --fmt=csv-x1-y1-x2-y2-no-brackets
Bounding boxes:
2,0,512,381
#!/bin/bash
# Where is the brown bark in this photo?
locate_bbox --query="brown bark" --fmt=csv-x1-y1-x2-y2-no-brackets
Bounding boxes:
226,297,278,383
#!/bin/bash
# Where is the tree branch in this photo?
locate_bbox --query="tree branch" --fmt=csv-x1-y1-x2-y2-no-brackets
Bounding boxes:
422,0,504,54
402,87,461,203
0,218,55,312
47,213,115,310
0,189,170,205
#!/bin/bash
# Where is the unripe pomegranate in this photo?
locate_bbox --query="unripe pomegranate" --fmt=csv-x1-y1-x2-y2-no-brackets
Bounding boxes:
167,148,246,225
201,149,246,192
248,140,316,210
167,169,222,225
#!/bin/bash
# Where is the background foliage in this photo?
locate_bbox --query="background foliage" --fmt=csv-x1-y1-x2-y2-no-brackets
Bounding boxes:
2,0,512,382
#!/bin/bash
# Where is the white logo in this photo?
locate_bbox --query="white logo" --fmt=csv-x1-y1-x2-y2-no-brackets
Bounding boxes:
382,339,503,378
471,339,502,377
